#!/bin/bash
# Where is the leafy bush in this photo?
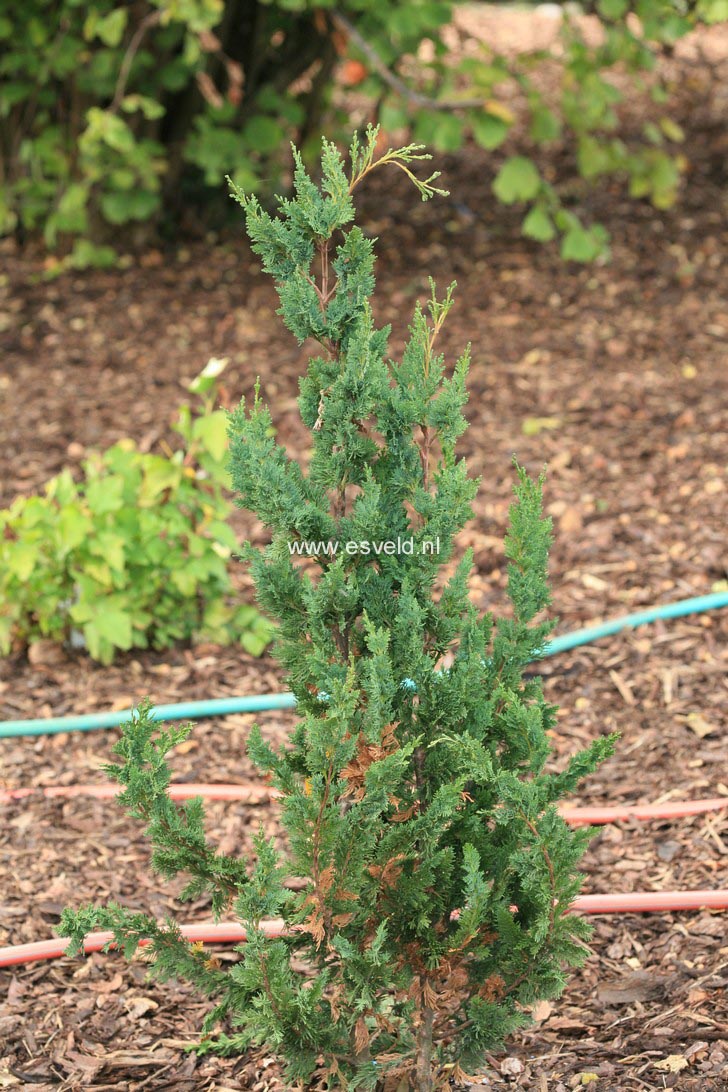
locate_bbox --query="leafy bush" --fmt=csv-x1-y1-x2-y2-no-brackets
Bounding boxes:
1,0,453,266
61,131,615,1089
1,0,724,265
0,359,273,664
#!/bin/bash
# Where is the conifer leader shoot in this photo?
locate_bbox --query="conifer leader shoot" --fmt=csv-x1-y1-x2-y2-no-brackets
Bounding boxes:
61,128,615,1092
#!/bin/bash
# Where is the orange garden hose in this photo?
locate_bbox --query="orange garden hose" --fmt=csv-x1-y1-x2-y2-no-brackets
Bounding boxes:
2,890,727,968
0,920,283,969
1,781,726,825
0,782,277,804
1,787,725,968
557,798,728,825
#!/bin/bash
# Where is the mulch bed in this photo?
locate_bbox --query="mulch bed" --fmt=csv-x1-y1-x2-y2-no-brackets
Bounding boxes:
1,12,727,1090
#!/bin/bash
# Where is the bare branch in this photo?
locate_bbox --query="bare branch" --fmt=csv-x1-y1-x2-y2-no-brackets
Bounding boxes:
330,10,484,112
110,10,162,114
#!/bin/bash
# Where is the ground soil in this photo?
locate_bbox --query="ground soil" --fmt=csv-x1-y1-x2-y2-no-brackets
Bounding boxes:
1,9,727,1091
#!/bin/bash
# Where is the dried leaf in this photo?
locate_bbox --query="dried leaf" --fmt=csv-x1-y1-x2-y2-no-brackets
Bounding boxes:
297,909,325,947
653,1054,689,1073
598,972,669,1005
196,71,223,109
389,803,417,823
522,415,562,436
368,854,406,890
609,669,635,705
354,1015,370,1054
685,712,716,738
328,983,345,1022
582,572,609,592
27,639,66,666
559,506,583,534
198,29,221,51
319,865,335,897
480,973,506,1002
125,996,159,1019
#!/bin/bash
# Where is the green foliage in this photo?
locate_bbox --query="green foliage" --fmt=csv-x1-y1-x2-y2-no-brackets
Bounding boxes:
0,1,723,264
61,132,615,1089
0,360,273,664
493,156,542,204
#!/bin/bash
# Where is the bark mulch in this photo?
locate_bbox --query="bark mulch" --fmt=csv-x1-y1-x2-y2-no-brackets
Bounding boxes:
1,13,727,1091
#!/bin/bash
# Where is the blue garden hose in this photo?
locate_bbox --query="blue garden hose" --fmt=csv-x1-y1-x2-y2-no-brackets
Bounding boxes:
0,591,726,739
543,592,728,655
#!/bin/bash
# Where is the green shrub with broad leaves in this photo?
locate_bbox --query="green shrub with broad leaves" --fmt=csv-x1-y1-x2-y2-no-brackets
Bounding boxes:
0,360,274,664
1,0,725,265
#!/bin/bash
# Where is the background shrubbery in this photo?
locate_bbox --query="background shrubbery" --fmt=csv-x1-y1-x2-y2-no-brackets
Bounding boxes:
0,360,273,663
1,0,725,266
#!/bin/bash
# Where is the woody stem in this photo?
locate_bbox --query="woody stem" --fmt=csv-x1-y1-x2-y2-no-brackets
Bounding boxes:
413,998,434,1091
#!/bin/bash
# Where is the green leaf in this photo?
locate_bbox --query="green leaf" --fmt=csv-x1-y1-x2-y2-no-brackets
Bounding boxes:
240,628,270,657
86,475,125,514
472,112,510,151
82,622,113,664
521,416,562,436
138,459,184,506
529,105,561,144
67,240,118,270
378,102,409,131
597,0,628,18
170,568,199,596
561,226,602,262
93,533,126,573
84,560,114,587
697,0,728,22
83,108,136,155
47,469,78,507
192,412,229,462
100,190,160,225
659,117,685,143
243,116,284,155
121,94,166,121
91,9,128,48
93,607,133,650
577,137,613,179
53,183,90,236
6,542,39,580
493,157,541,204
522,205,555,242
0,616,14,654
188,356,229,395
207,520,238,551
414,111,465,153
643,121,663,145
57,505,91,552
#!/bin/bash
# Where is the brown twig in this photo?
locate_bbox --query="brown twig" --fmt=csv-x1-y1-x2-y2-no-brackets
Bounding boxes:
330,10,483,112
414,995,435,1091
109,10,162,114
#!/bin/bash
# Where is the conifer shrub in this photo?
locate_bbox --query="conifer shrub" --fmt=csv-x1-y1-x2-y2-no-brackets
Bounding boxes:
61,128,615,1090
